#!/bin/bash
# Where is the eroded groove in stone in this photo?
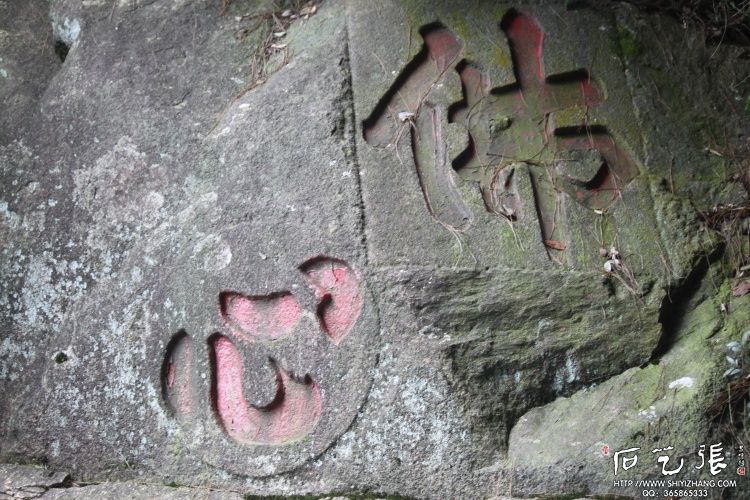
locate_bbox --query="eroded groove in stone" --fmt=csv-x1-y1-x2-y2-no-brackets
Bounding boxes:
300,257,363,344
219,291,302,342
554,127,639,210
412,103,474,230
363,24,472,229
363,23,463,148
162,331,194,418
481,166,521,220
209,334,322,445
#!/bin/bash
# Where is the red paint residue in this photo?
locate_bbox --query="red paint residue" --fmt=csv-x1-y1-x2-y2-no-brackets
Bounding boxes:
453,10,608,183
500,10,604,114
209,335,322,445
300,257,363,344
504,12,544,85
163,332,193,417
219,291,301,342
556,132,639,209
448,9,634,255
166,360,176,389
424,28,464,70
579,78,603,107
450,62,490,125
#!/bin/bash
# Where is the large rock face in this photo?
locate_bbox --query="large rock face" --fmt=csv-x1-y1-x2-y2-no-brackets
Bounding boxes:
1,0,749,498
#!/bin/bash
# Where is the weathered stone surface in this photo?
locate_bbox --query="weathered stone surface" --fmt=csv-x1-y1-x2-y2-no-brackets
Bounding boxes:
510,265,750,498
0,464,69,499
41,483,242,500
0,464,241,499
1,0,749,498
3,0,378,483
352,1,661,271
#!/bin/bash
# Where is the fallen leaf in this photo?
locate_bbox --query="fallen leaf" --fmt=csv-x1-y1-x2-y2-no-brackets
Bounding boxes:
300,5,317,16
724,367,741,378
732,279,750,297
543,239,566,251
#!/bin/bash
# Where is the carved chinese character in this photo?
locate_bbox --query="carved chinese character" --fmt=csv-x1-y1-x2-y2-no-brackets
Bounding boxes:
161,256,374,476
365,9,639,262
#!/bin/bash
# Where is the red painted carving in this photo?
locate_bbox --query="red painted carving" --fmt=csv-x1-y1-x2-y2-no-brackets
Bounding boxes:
219,291,301,341
163,256,362,448
555,130,639,209
455,10,637,239
364,9,640,261
300,257,363,344
209,334,322,445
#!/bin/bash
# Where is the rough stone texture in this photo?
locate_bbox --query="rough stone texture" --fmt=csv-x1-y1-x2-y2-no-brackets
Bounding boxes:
510,265,750,497
1,0,749,498
0,464,241,499
41,483,242,500
0,464,69,499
